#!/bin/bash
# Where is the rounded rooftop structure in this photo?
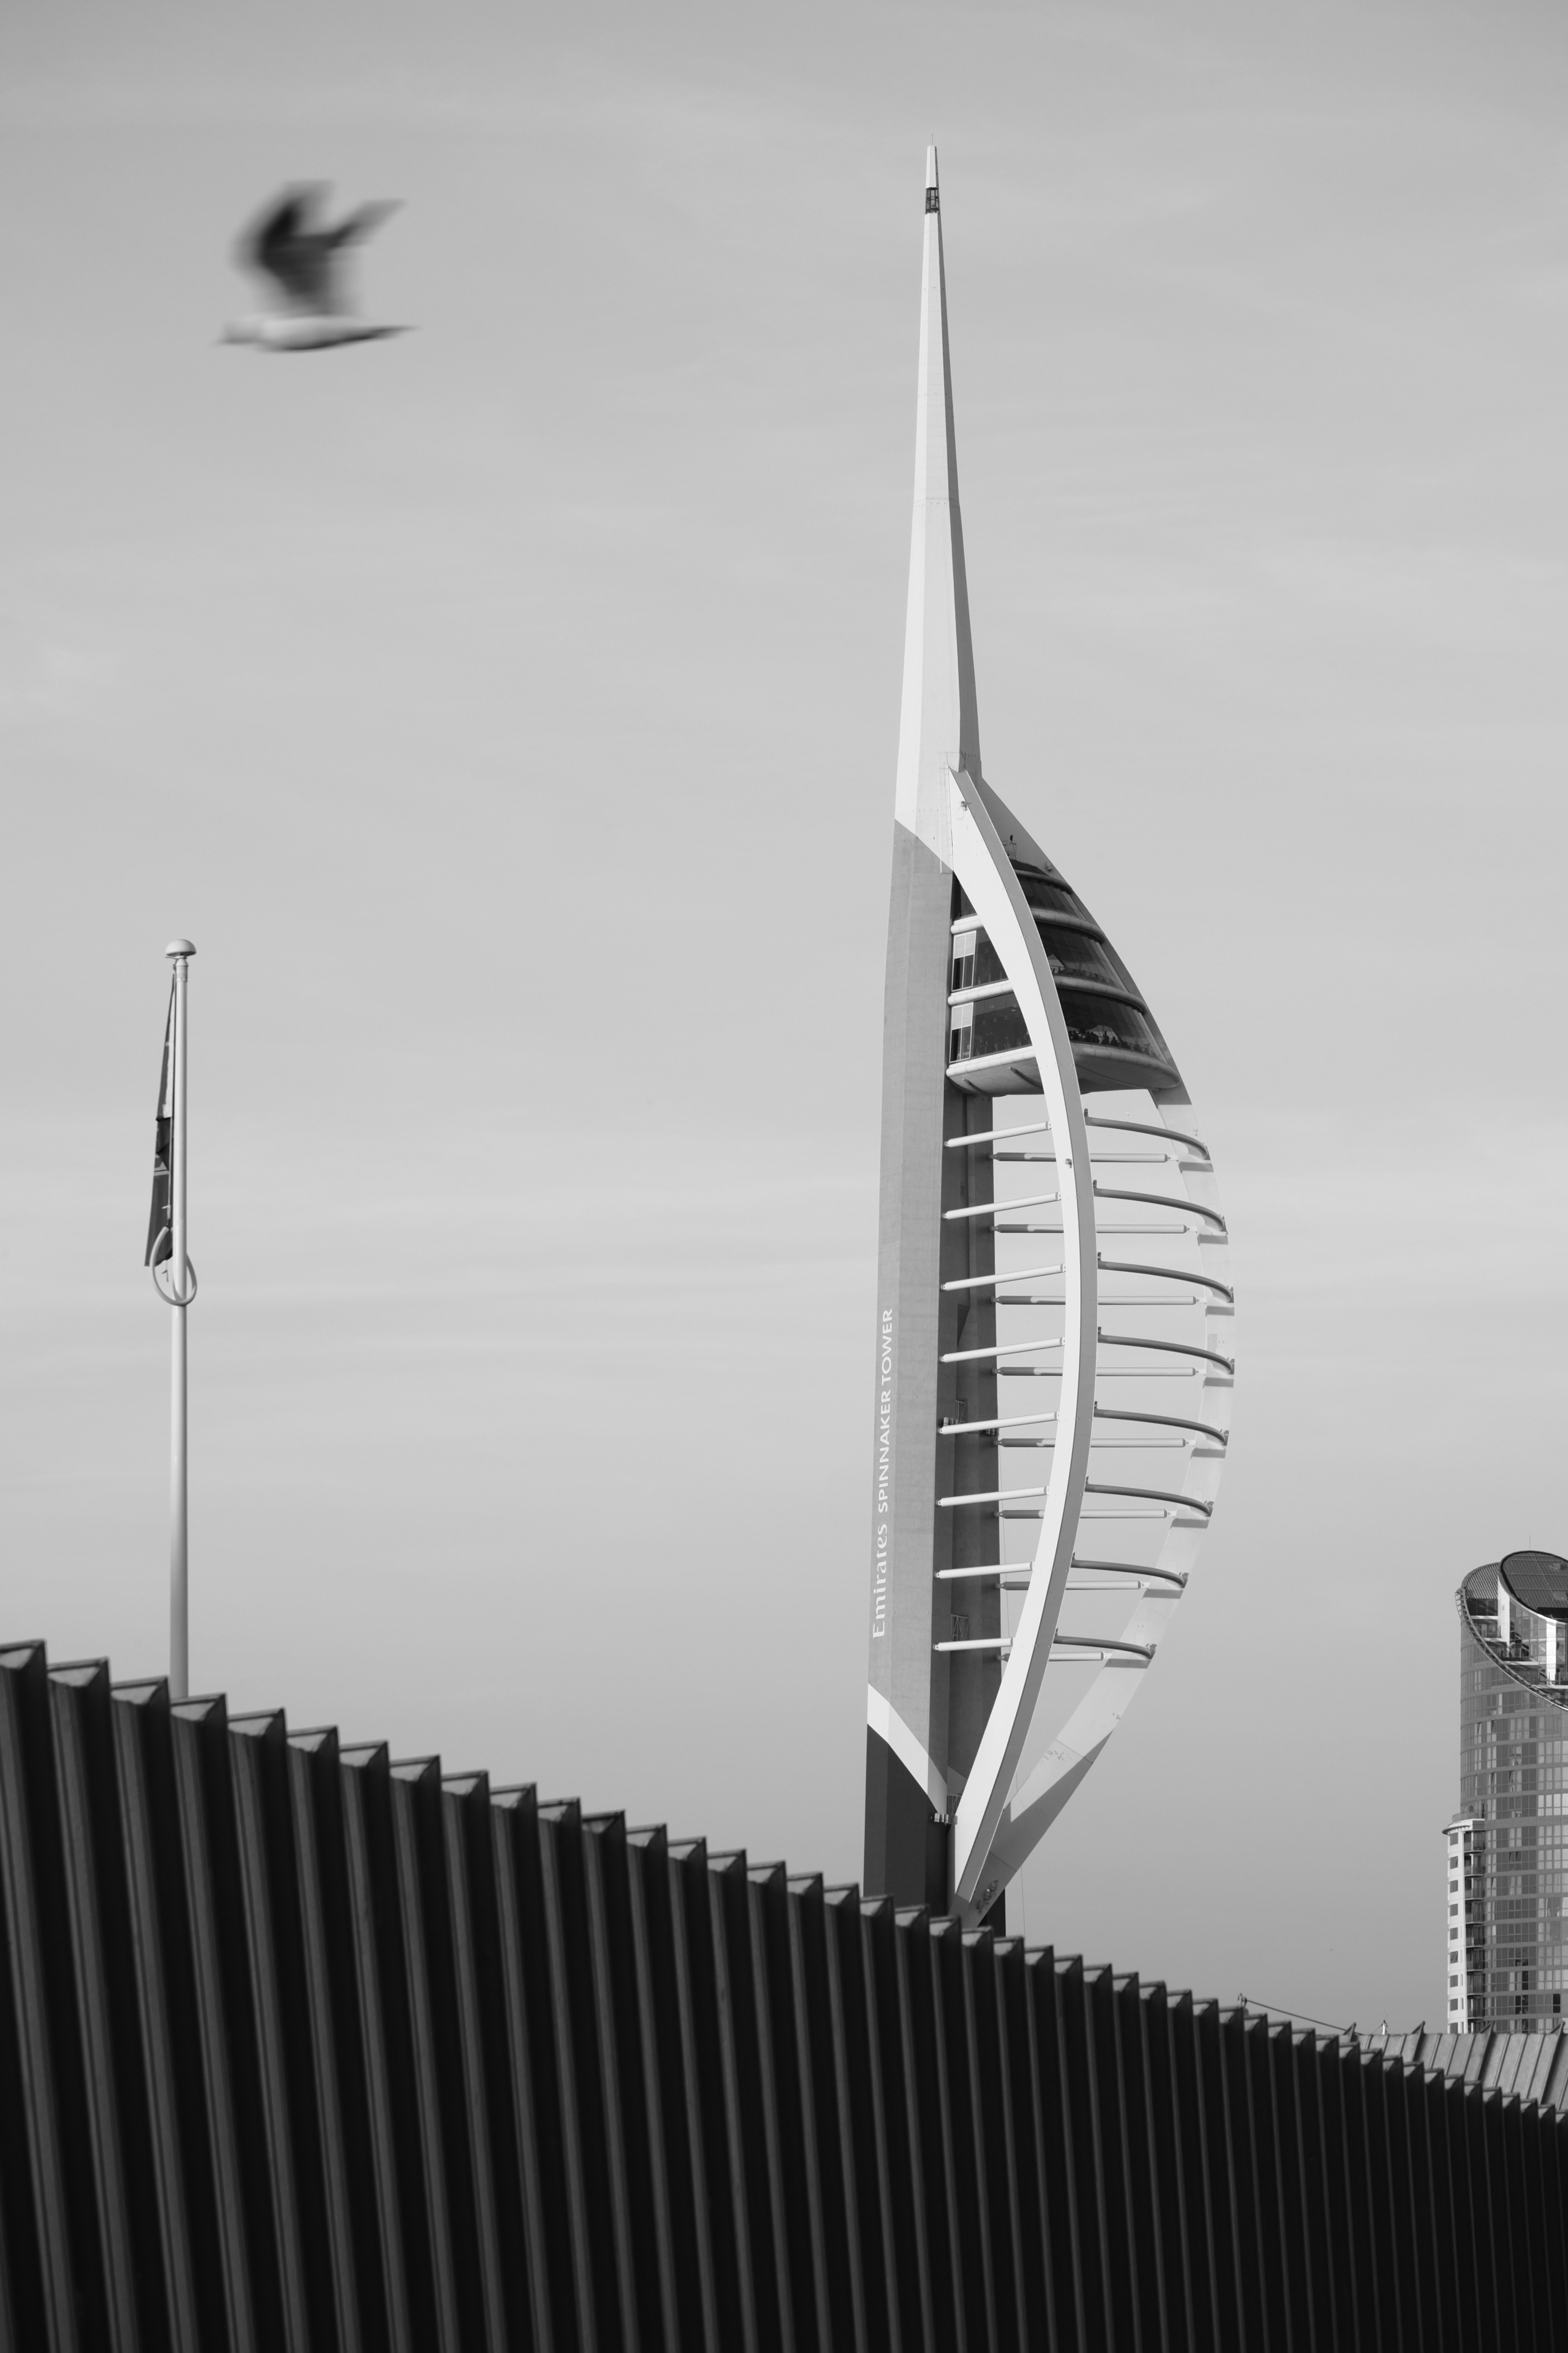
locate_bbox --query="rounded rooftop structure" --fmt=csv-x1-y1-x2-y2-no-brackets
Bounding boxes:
1458,1553,1568,1697
1497,1550,1568,1622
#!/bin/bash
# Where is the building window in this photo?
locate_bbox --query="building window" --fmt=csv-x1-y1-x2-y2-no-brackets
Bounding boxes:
1056,987,1172,1066
949,1001,973,1063
969,995,1030,1059
1034,922,1121,988
1014,870,1084,922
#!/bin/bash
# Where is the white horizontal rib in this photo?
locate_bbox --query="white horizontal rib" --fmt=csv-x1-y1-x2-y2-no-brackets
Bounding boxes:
946,1119,1051,1149
1094,1405,1229,1446
938,1485,1048,1509
938,1410,1057,1437
948,978,1018,1007
1094,1184,1227,1233
941,1635,1156,1665
1099,1330,1235,1376
1086,1481,1212,1517
996,1292,1193,1308
943,1338,1064,1366
996,1222,1184,1236
1086,1112,1210,1157
945,1263,1063,1293
1073,1556,1188,1590
997,1436,1183,1450
1003,1573,1142,1591
937,1565,1151,1589
944,1192,1057,1222
1003,1507,1167,1521
1048,1647,1161,1666
1098,1255,1234,1303
947,1046,1039,1080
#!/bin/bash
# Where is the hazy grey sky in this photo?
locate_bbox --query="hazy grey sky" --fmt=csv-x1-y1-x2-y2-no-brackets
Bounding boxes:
3,0,1567,2030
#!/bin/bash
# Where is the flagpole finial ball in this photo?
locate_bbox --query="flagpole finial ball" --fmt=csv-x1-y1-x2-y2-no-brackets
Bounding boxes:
165,939,196,960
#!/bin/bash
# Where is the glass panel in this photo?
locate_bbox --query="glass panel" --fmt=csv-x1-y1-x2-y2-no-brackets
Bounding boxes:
951,985,1178,1067
1057,990,1174,1066
1016,878,1083,920
970,996,1031,1058
1035,923,1121,987
973,936,1008,988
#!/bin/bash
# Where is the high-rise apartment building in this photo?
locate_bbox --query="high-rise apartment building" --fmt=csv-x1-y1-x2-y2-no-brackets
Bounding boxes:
863,154,1233,1925
1452,1551,1568,2032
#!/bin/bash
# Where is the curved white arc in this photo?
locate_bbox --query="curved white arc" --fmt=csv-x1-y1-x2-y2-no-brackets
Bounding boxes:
986,1112,1232,1901
945,770,1097,1914
998,1519,1209,1859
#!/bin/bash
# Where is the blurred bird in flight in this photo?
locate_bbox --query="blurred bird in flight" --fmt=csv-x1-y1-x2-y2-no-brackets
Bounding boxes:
222,186,405,351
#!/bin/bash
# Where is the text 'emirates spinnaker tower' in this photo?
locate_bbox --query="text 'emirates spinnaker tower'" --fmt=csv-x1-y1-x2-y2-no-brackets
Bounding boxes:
865,153,1233,1926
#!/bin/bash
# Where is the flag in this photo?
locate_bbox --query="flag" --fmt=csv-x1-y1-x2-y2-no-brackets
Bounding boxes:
145,983,174,1267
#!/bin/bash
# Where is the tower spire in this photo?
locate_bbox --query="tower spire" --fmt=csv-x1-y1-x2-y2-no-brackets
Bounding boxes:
894,141,981,853
866,146,1228,1930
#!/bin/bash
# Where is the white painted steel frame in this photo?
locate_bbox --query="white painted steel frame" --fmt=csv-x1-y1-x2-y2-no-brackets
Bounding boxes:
863,144,1232,1926
943,766,1094,1918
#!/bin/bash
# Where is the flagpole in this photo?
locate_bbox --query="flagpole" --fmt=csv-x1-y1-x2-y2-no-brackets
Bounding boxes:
166,939,195,1700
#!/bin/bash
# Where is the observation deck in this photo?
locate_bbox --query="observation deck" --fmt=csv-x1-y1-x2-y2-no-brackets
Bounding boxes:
947,862,1180,1098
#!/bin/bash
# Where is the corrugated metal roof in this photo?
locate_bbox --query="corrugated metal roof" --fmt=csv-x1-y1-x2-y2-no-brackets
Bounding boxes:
2,1635,1567,2349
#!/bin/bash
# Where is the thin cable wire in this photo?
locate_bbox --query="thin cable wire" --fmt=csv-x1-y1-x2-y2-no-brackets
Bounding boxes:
1238,1994,1388,2039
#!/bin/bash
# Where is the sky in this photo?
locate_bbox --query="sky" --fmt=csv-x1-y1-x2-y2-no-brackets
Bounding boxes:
3,0,1568,2033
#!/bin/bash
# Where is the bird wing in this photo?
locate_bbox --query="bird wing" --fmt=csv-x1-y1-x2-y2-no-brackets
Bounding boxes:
237,184,345,314
328,199,401,250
